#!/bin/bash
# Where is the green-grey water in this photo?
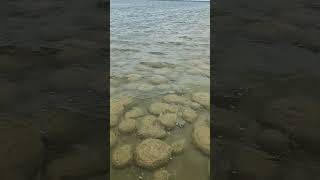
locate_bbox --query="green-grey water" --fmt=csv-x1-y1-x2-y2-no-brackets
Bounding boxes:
110,0,210,179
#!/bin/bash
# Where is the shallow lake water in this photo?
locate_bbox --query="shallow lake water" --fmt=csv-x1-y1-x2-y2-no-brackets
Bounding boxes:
110,0,210,179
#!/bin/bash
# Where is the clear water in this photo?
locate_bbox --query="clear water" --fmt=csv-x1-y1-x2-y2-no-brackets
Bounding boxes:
111,0,210,179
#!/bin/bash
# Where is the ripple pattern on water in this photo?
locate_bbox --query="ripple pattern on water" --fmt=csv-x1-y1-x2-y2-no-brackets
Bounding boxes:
111,0,210,179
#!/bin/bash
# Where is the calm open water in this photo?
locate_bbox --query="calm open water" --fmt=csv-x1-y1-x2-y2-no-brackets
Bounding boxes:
111,0,210,98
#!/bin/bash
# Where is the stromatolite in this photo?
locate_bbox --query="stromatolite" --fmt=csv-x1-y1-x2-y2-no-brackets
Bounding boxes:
192,92,210,109
112,145,133,168
192,126,210,156
137,115,167,139
158,113,178,130
135,139,172,169
118,118,137,134
149,102,179,115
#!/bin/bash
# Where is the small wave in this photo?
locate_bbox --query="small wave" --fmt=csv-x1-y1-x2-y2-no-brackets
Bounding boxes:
148,51,167,55
112,48,140,53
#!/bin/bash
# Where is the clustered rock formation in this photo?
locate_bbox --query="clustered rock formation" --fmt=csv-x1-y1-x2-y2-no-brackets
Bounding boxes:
110,92,210,178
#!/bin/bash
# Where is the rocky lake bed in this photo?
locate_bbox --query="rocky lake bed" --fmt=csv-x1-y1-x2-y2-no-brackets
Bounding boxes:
111,0,210,179
110,90,210,180
110,59,210,180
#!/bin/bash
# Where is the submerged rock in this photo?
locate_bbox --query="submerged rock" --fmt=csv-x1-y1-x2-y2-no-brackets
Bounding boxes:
192,92,210,109
125,107,145,119
110,113,121,128
137,115,167,139
112,145,133,168
135,139,172,169
171,139,186,155
110,130,117,148
110,101,124,127
110,110,122,127
163,94,187,104
150,75,169,84
192,126,210,156
118,118,136,134
149,102,179,115
194,114,209,128
115,96,133,107
158,113,178,130
181,107,198,123
126,74,142,81
162,94,200,109
110,97,133,127
152,169,170,180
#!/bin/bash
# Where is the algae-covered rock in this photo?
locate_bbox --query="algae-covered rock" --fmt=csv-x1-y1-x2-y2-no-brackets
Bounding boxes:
125,107,145,119
110,101,124,127
137,115,167,139
118,118,136,134
192,126,210,156
149,102,179,115
152,169,170,180
117,96,133,106
112,145,133,168
163,94,200,109
135,139,172,169
110,96,134,127
171,139,186,155
181,107,198,123
194,114,209,128
110,113,121,128
192,92,210,109
163,94,187,104
110,130,117,148
158,113,178,130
